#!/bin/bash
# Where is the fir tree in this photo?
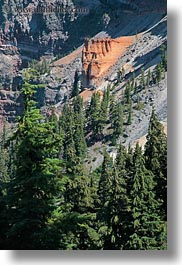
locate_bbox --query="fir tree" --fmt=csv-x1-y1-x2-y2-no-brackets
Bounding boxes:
127,100,132,125
71,70,79,98
87,92,101,139
140,68,146,89
127,143,167,250
6,82,62,249
144,108,167,220
161,45,167,71
97,87,110,137
60,104,80,175
0,121,9,183
0,187,9,249
131,73,135,91
111,103,123,144
113,145,131,248
73,96,87,161
124,82,131,105
97,152,113,249
146,69,151,87
156,63,163,84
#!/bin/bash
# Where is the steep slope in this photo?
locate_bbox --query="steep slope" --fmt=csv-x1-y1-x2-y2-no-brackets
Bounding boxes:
0,1,167,133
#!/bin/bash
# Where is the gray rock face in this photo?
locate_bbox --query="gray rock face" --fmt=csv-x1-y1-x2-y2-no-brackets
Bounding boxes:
0,0,167,130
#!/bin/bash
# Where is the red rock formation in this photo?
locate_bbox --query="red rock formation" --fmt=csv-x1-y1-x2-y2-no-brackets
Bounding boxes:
82,35,137,88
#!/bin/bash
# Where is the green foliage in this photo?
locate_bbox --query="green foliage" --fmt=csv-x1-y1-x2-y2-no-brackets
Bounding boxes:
124,82,132,104
0,121,9,183
22,59,50,83
156,63,163,83
29,59,50,76
110,102,123,144
60,104,80,175
127,100,133,125
60,96,87,175
6,82,62,249
87,92,103,139
135,95,145,110
140,68,146,89
0,72,167,250
146,69,151,87
144,108,167,220
73,96,87,160
160,45,167,71
127,143,167,250
71,70,80,98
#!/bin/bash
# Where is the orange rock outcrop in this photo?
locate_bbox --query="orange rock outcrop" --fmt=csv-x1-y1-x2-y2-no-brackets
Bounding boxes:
82,35,137,88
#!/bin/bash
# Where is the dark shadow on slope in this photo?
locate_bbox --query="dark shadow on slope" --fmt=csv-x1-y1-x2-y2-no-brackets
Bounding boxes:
133,46,162,70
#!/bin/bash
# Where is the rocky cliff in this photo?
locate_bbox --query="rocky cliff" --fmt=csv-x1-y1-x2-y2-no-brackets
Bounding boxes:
0,0,167,131
81,36,136,88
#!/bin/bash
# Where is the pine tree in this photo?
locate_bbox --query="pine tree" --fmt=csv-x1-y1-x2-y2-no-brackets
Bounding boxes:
111,103,123,144
140,68,146,89
0,186,9,249
87,92,101,139
161,45,167,71
97,152,113,249
96,87,110,137
127,143,167,250
124,82,131,105
60,104,80,175
0,121,10,249
156,63,162,84
113,145,131,248
127,100,132,125
6,82,62,249
146,69,151,87
71,70,79,98
131,73,135,91
134,81,138,94
73,96,87,161
144,108,167,220
0,121,9,183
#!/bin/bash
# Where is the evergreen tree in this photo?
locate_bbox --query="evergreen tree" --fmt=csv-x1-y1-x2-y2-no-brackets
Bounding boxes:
0,121,9,183
161,45,167,71
121,66,125,79
156,63,163,84
131,73,135,91
73,96,87,161
146,69,151,87
87,92,101,139
113,145,131,248
96,87,110,137
71,70,79,98
0,187,8,249
0,121,10,249
127,143,167,250
144,108,167,220
140,68,146,89
134,81,138,94
97,148,131,249
111,103,123,144
60,104,80,175
125,145,134,195
127,101,132,125
124,82,131,104
6,82,62,249
97,152,113,249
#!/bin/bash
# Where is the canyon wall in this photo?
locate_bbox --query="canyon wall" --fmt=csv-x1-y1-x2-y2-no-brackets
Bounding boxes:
82,35,136,88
